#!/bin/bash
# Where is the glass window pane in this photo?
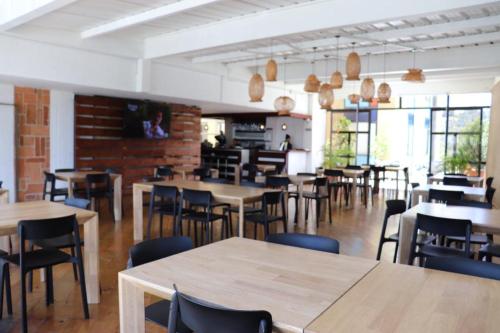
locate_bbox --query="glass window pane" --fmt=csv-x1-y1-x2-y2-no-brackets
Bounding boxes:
401,95,447,108
448,109,481,133
432,110,447,133
449,93,491,107
431,134,445,173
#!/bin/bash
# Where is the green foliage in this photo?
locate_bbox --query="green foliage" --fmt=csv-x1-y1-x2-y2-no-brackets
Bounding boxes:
373,133,389,162
323,115,355,168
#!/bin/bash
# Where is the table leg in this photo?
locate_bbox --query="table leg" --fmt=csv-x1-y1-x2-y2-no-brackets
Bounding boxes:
349,177,356,209
0,236,9,253
84,214,100,303
114,175,123,221
298,182,306,229
238,200,244,237
234,165,240,185
119,275,145,333
373,170,380,194
397,213,416,265
67,178,74,197
133,185,144,242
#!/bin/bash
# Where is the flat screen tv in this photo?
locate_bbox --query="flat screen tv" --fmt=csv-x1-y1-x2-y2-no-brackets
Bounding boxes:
123,101,171,139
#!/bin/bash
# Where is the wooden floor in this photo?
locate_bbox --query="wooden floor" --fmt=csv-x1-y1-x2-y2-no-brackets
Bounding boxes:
0,190,400,333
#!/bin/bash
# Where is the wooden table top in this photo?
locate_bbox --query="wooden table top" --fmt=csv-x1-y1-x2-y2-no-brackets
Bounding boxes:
428,173,483,182
331,168,365,177
273,174,316,184
55,171,120,181
0,200,97,236
414,184,486,196
135,179,277,202
404,202,500,234
306,262,500,333
120,237,378,333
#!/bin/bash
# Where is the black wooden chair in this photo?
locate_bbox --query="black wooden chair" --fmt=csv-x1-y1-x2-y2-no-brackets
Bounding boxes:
147,185,181,239
179,189,229,246
85,173,114,221
486,187,496,205
428,189,464,203
409,213,472,266
42,171,69,202
486,177,494,188
0,215,88,333
324,169,349,207
304,177,332,226
193,167,211,181
376,200,434,263
241,163,259,183
425,257,500,281
446,199,492,209
54,168,75,173
156,166,174,180
169,287,272,333
245,192,287,239
265,176,297,223
443,177,471,187
0,249,12,320
128,237,193,332
356,169,373,207
266,233,339,254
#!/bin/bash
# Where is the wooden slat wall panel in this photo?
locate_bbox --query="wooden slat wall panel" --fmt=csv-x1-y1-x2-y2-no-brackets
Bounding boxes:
75,95,201,193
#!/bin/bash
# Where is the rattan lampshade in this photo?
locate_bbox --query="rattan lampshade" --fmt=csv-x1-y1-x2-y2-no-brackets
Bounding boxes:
360,77,375,102
248,73,264,102
377,82,391,103
348,93,360,104
402,68,425,83
304,74,321,93
330,71,343,89
266,59,277,81
346,51,361,81
274,96,295,115
318,83,334,110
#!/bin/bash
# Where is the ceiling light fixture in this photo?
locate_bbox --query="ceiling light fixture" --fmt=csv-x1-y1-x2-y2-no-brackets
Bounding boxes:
330,35,343,89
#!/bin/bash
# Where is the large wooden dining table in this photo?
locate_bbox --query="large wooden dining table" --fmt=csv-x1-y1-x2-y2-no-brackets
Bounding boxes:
398,202,500,264
0,200,100,303
55,171,122,221
411,184,486,207
132,179,277,241
119,237,378,333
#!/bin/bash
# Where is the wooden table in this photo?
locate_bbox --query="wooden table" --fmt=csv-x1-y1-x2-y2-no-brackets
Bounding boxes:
428,173,484,187
132,180,276,241
411,184,485,207
169,166,219,180
0,189,8,204
119,237,378,333
55,171,122,221
398,202,500,264
256,164,276,173
306,262,500,333
0,201,100,303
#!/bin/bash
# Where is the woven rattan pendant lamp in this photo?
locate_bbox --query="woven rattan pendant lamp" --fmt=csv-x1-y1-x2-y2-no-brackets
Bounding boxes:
330,35,343,89
377,43,391,103
274,56,295,115
319,55,334,110
402,49,425,83
346,42,361,81
360,53,375,102
304,47,321,93
265,40,277,81
248,58,264,102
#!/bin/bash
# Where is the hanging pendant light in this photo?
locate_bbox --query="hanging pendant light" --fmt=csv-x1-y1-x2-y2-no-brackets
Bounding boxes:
402,49,426,83
377,42,391,103
346,42,361,81
304,47,321,93
319,55,334,110
248,58,264,102
360,53,375,102
349,94,360,104
274,56,295,115
265,40,277,81
330,35,343,89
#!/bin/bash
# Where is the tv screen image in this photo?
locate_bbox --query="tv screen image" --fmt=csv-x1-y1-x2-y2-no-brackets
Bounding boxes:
123,101,171,139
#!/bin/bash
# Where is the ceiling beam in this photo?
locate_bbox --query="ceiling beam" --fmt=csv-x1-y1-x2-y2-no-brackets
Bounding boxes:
411,30,500,49
0,0,77,31
144,0,498,59
81,0,222,39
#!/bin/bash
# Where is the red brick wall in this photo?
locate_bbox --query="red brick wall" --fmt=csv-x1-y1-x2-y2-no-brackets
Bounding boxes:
15,87,50,202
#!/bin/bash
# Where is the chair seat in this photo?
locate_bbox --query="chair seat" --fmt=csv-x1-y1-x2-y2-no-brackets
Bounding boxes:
418,244,468,258
33,234,83,249
479,243,500,257
3,249,71,270
145,300,170,328
225,206,261,214
387,233,435,245
245,213,283,224
52,188,69,196
156,202,179,215
303,191,329,199
181,211,225,222
447,234,490,245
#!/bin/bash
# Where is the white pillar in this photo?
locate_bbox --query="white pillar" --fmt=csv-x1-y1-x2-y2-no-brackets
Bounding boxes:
0,83,16,202
50,90,75,172
486,81,500,207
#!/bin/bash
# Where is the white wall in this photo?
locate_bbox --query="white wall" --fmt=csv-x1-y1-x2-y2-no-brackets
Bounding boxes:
486,81,500,207
0,83,16,202
50,90,75,172
266,116,310,150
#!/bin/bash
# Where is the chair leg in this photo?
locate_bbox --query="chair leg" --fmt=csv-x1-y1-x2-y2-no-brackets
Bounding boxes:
253,222,258,240
316,199,321,227
20,271,28,333
159,214,164,238
393,242,399,263
0,263,4,319
71,247,78,281
45,266,54,306
76,257,90,319
328,195,332,225
376,240,384,261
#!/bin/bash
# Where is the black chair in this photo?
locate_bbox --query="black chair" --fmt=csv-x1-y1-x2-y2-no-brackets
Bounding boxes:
0,215,88,333
193,167,211,180
42,171,69,202
443,177,471,187
486,177,494,188
143,176,165,182
443,200,492,247
266,233,339,254
345,165,362,170
479,242,500,262
445,173,467,176
245,192,287,239
324,169,349,207
85,173,114,221
357,169,373,207
241,163,259,182
265,176,297,223
304,177,332,226
297,172,317,177
179,189,229,246
0,181,2,188
156,166,174,180
486,187,496,205
425,257,500,281
128,237,193,332
54,168,75,173
428,189,464,203
169,287,272,333
147,185,181,239
446,200,492,209
376,200,434,263
409,213,472,266
0,249,12,320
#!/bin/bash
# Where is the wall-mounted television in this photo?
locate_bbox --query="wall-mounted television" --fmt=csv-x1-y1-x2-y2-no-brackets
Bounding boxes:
123,100,171,139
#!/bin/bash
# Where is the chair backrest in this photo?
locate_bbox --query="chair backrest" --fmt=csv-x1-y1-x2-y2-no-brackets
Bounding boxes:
262,191,283,207
428,189,464,203
266,233,339,254
143,176,165,182
128,236,192,267
403,167,409,182
55,168,75,173
193,167,212,180
486,177,494,188
265,176,290,189
156,166,174,178
443,177,471,187
486,187,496,204
297,172,317,177
385,199,407,218
445,173,467,176
345,165,362,170
152,185,179,200
323,169,343,178
425,257,500,281
86,173,111,188
410,182,420,189
64,198,91,210
18,214,77,242
182,189,212,207
313,177,328,193
446,199,492,209
242,163,259,182
416,213,472,239
43,171,57,195
169,290,272,333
